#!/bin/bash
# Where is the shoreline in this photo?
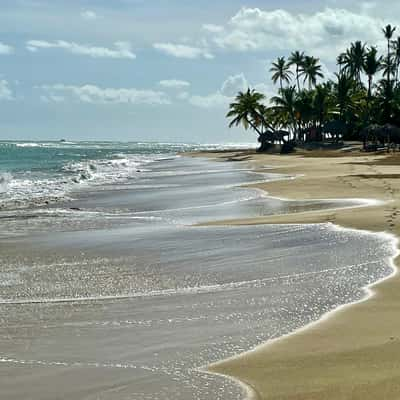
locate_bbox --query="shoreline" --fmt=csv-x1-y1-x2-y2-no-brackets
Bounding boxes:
208,227,399,400
191,150,400,400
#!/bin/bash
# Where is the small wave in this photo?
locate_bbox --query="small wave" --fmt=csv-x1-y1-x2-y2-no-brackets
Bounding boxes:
15,142,40,148
15,141,76,148
32,208,164,221
0,260,382,305
62,155,147,187
149,168,249,177
0,172,12,193
0,356,142,370
0,152,160,210
131,191,268,215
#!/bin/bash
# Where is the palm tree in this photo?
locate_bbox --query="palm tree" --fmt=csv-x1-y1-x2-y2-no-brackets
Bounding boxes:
288,51,305,92
363,47,382,98
392,37,400,84
270,57,293,90
383,24,396,81
334,73,354,122
382,57,397,83
271,86,298,137
226,89,271,137
313,84,332,129
337,53,346,74
300,56,324,89
376,78,395,122
343,41,366,83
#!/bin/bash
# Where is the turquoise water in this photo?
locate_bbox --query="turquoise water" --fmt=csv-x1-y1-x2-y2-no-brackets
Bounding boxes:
0,141,254,209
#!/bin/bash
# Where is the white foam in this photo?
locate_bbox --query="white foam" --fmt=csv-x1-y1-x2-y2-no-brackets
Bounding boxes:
0,172,12,193
0,257,388,305
0,153,162,210
0,356,142,370
15,142,40,148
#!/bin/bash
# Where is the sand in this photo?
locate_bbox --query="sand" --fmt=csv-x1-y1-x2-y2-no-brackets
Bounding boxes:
193,149,400,400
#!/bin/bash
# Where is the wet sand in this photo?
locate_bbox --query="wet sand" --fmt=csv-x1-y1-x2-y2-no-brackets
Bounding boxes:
194,150,400,400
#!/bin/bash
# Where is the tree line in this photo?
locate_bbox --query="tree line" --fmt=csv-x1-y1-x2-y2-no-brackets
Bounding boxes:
227,24,400,152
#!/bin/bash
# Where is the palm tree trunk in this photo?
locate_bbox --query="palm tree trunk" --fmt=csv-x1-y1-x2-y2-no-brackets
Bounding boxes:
368,75,372,99
388,40,391,83
246,116,275,137
367,75,373,123
296,66,300,92
246,118,262,136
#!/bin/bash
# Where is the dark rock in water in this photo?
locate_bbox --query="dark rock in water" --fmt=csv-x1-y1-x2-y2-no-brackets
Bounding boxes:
70,207,81,211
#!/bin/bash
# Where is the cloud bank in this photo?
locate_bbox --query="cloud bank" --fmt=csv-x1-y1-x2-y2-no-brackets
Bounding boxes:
210,7,385,53
159,79,191,89
39,84,170,105
26,40,136,59
153,43,213,59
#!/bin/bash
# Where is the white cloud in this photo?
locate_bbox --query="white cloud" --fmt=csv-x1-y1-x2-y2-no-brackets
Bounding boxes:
206,7,387,59
189,92,230,108
202,24,224,33
40,94,65,103
26,40,136,59
189,73,248,108
0,42,14,55
159,79,191,89
220,73,248,97
0,80,13,100
177,91,190,100
80,10,99,20
153,43,213,59
38,84,170,105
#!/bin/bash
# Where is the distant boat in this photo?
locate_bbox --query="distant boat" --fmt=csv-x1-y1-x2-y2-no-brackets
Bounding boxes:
60,139,66,142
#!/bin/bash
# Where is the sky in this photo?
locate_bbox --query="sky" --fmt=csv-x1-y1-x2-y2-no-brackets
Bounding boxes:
0,0,399,143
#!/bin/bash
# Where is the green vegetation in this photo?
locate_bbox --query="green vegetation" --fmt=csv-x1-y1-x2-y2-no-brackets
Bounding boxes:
227,25,400,152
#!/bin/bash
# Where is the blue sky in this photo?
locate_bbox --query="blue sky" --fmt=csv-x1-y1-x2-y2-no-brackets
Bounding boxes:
0,0,398,142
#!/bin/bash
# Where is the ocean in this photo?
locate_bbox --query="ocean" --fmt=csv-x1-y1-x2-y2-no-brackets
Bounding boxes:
0,141,256,210
0,141,396,400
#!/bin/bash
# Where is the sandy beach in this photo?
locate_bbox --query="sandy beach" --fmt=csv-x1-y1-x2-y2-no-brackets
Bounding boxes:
2,142,400,399
190,149,400,399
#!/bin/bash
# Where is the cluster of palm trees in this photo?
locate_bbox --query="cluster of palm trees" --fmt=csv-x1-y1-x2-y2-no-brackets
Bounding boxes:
270,53,324,91
227,24,400,151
